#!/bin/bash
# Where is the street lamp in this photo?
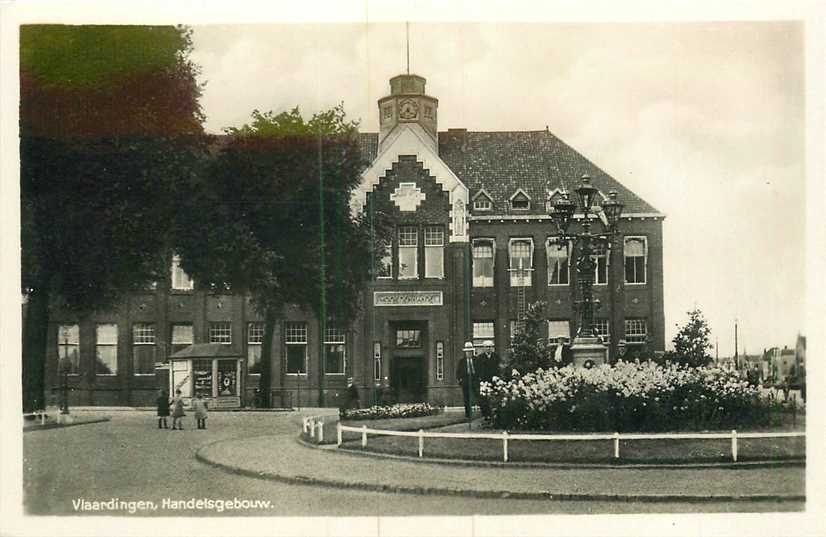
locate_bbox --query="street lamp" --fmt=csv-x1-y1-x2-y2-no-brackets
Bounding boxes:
550,174,624,367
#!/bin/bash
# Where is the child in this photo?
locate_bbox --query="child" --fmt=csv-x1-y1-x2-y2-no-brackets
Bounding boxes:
192,393,209,430
171,389,186,430
156,389,170,429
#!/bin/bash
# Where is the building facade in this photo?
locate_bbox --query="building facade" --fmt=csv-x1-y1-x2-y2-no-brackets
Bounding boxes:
44,72,665,408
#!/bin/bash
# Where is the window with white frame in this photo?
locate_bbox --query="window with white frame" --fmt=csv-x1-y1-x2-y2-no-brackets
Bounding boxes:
95,323,118,375
547,320,571,344
473,192,492,211
285,322,307,374
171,254,194,290
424,226,444,279
472,321,495,350
373,342,382,381
624,236,647,284
546,238,570,286
247,322,264,375
625,319,648,344
435,341,444,381
398,226,418,279
209,321,231,344
57,324,80,375
472,238,495,287
510,191,530,210
592,243,608,285
592,319,610,344
170,324,193,355
324,325,346,375
509,238,533,287
132,323,156,375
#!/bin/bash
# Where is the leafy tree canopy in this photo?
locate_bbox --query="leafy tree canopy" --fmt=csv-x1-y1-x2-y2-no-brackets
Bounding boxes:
501,301,558,377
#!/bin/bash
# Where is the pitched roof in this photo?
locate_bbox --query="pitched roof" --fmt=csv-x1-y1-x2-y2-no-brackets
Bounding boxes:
359,129,661,216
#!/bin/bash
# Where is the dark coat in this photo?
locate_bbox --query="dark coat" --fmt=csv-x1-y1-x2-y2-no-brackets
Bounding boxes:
478,352,500,383
156,395,170,417
456,356,478,387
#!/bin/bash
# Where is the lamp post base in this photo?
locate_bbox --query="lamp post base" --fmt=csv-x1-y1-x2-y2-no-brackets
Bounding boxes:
570,337,609,368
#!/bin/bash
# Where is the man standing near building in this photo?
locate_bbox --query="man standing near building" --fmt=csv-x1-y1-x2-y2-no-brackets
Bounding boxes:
456,341,477,419
478,340,498,419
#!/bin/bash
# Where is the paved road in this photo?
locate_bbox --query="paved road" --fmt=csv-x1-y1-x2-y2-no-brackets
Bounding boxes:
22,410,803,517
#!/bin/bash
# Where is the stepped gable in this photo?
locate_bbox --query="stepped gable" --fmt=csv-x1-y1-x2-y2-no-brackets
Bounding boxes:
358,130,660,216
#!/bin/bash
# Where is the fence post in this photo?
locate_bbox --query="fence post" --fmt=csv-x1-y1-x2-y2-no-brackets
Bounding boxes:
361,425,367,448
308,418,315,439
302,417,308,434
731,429,738,462
41,412,46,426
337,422,342,446
317,420,324,443
418,429,424,458
503,431,509,462
614,432,620,459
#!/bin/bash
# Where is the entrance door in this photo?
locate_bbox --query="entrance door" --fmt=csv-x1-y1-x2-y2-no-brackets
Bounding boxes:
391,356,425,402
390,321,428,403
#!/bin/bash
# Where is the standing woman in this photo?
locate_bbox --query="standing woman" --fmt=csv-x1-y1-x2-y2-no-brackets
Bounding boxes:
156,389,170,429
171,389,186,430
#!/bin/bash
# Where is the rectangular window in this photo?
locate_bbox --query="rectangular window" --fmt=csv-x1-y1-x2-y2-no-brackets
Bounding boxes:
547,320,571,344
95,323,118,375
625,319,648,344
474,197,492,211
171,254,194,291
132,323,156,375
472,321,495,349
398,226,418,279
624,237,647,284
285,322,307,374
209,321,232,344
396,329,422,349
375,240,392,279
324,325,346,375
547,238,570,286
435,341,444,381
592,319,610,344
170,324,193,355
472,239,495,287
57,324,80,375
592,243,608,285
193,359,213,398
509,238,533,287
509,320,524,341
247,322,264,375
424,226,444,279
373,342,382,382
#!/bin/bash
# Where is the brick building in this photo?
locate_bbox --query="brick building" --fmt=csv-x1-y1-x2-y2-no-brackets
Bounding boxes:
44,72,665,408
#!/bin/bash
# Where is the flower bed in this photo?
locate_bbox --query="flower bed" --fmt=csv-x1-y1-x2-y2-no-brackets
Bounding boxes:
339,402,440,421
481,361,780,432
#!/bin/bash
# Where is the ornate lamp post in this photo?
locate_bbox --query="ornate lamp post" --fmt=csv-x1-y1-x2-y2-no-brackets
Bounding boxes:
550,174,624,367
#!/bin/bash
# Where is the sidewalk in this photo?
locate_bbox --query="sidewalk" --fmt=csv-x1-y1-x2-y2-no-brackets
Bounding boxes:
196,431,806,502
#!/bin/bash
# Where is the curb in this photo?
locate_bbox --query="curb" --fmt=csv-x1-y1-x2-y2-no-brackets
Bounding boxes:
23,416,111,432
195,439,805,503
331,441,806,470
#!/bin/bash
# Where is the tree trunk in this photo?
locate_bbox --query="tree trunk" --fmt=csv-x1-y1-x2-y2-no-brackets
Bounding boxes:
22,282,50,412
258,308,277,408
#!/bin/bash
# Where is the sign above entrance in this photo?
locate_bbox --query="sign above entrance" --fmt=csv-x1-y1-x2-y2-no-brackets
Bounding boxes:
390,182,426,212
374,291,443,307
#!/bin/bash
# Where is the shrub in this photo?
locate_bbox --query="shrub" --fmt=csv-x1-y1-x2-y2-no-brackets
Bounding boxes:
340,402,440,421
480,360,773,432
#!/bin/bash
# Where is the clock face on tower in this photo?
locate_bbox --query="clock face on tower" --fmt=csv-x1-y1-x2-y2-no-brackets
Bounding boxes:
398,98,419,120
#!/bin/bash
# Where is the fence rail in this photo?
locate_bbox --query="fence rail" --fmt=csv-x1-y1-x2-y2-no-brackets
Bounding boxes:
333,422,804,463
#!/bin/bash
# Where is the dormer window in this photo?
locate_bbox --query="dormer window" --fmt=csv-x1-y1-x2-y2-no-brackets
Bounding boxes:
473,189,493,212
509,189,531,211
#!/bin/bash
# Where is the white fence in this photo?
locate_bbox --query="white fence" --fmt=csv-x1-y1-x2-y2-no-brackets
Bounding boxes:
335,423,805,462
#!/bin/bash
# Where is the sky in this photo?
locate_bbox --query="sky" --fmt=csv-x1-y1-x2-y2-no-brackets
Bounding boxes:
190,21,805,356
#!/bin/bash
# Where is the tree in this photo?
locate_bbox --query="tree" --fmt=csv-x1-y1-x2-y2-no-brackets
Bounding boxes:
668,308,713,367
20,25,205,411
501,301,558,377
174,105,389,407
